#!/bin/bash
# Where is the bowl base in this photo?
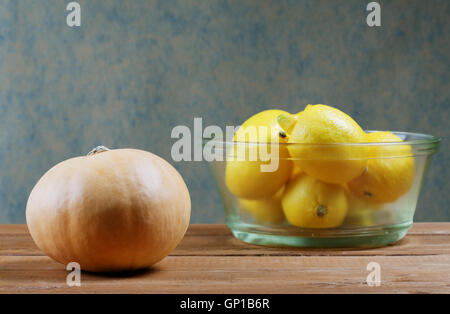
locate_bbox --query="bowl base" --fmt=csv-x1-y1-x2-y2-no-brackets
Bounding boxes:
229,222,412,248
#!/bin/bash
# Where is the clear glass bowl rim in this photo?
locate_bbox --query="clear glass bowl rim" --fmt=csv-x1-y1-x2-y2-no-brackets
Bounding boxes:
202,130,440,149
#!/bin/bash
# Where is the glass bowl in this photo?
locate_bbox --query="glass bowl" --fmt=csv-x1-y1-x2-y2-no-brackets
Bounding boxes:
204,131,440,248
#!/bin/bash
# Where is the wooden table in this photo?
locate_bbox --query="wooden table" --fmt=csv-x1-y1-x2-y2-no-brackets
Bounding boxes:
1,223,449,294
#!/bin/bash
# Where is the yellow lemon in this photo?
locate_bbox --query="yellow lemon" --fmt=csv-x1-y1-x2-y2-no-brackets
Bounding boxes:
343,191,379,227
344,208,375,227
281,174,348,228
347,131,415,203
239,188,285,224
291,165,303,178
225,110,293,199
283,104,367,184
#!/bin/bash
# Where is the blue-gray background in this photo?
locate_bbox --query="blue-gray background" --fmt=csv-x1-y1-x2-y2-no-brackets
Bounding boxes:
0,0,448,223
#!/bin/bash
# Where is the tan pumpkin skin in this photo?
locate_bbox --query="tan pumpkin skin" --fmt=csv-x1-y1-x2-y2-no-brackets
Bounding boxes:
26,149,191,272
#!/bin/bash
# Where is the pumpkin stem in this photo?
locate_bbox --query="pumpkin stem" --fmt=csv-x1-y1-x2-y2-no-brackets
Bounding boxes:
87,146,110,156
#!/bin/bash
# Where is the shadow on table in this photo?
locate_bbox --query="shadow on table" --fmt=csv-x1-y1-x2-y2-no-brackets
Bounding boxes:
84,267,157,279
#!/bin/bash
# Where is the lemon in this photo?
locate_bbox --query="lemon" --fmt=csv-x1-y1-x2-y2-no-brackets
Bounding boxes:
225,110,293,199
343,207,376,227
291,165,303,178
239,188,285,224
283,104,367,184
343,191,379,226
281,174,348,228
347,131,415,203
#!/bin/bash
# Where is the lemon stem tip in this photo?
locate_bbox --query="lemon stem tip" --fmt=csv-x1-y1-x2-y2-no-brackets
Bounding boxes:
316,205,328,217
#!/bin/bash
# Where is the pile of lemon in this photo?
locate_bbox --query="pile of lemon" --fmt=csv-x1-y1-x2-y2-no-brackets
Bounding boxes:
225,105,415,229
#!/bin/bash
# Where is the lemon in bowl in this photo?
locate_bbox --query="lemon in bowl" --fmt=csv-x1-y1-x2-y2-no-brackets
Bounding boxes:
225,110,293,199
281,104,368,184
347,131,415,203
282,174,348,229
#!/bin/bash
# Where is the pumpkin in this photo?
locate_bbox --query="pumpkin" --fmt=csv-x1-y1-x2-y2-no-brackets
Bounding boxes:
26,146,191,272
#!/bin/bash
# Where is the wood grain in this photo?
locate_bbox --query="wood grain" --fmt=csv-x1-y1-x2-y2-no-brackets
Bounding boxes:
0,224,449,293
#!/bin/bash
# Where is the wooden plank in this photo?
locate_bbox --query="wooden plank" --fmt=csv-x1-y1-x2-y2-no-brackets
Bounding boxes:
0,225,30,235
0,255,449,294
2,224,450,257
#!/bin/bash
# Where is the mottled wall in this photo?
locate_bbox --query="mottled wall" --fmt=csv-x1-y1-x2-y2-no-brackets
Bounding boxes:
0,0,448,223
